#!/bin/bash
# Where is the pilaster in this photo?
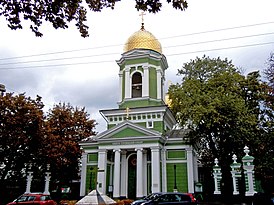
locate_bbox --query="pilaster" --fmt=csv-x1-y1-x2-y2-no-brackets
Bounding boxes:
97,149,107,194
156,67,162,100
143,65,149,97
161,148,167,192
151,146,161,193
119,71,123,102
80,153,88,196
125,66,130,99
187,148,194,193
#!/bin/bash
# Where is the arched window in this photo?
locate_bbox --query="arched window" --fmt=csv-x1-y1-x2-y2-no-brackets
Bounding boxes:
132,72,142,98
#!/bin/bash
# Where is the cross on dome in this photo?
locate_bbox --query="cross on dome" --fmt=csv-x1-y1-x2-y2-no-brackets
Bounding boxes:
139,11,146,30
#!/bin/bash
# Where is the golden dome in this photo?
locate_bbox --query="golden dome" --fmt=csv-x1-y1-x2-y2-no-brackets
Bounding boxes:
124,25,162,54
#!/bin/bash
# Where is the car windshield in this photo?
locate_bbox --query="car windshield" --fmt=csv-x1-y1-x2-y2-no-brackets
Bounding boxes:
144,193,161,200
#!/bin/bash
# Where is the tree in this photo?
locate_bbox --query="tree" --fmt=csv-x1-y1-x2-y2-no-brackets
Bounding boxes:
42,103,96,188
0,94,97,203
0,93,45,202
0,0,188,37
168,56,263,196
256,52,274,193
264,52,274,89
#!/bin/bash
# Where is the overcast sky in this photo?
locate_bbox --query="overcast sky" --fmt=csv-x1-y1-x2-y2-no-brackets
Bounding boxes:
0,0,273,132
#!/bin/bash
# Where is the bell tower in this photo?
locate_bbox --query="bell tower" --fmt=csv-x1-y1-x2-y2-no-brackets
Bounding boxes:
116,24,168,109
100,22,175,133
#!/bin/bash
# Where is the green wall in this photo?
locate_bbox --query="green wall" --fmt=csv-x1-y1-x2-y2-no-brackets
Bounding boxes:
88,153,98,162
167,150,186,160
85,165,98,194
106,164,111,195
149,68,157,99
119,98,162,109
121,58,161,67
112,127,147,138
166,163,188,193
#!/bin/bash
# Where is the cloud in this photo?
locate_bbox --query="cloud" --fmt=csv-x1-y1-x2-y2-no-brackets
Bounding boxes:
1,0,274,133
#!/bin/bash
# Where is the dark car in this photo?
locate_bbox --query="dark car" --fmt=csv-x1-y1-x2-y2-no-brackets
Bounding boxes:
184,193,196,203
253,192,274,205
131,193,162,205
131,192,195,205
7,193,57,205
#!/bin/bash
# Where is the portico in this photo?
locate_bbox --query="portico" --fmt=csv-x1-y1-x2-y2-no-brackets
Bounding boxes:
80,123,197,198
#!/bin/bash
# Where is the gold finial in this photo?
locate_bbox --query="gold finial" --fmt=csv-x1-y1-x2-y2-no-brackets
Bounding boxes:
139,11,146,30
125,107,130,119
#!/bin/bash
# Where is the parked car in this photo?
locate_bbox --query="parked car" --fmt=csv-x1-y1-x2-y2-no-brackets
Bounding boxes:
253,192,274,205
131,192,196,205
131,193,162,205
7,193,57,205
184,193,196,203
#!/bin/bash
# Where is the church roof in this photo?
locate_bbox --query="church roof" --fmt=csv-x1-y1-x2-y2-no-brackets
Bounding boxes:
124,23,162,54
165,128,190,139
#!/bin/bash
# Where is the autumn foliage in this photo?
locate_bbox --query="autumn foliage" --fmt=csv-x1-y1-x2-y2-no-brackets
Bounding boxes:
0,94,96,203
43,103,96,184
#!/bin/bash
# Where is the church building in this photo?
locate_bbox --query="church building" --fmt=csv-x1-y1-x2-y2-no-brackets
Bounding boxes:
79,21,199,199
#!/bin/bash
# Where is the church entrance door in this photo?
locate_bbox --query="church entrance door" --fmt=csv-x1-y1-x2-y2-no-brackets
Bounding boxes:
127,154,137,199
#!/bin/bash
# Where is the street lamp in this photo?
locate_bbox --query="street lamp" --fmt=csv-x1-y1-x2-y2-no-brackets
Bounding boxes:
174,164,177,192
89,167,93,191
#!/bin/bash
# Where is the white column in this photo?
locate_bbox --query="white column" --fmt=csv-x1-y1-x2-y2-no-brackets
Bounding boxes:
231,172,238,195
143,65,149,97
193,153,199,182
242,146,256,196
25,164,33,194
230,154,241,195
25,171,33,194
136,148,144,198
161,148,167,192
143,150,148,196
125,67,130,99
187,148,194,193
80,153,88,196
43,164,51,195
119,72,123,102
97,149,107,194
120,151,127,198
213,158,222,195
113,149,121,198
156,68,162,100
246,170,255,195
151,147,161,193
